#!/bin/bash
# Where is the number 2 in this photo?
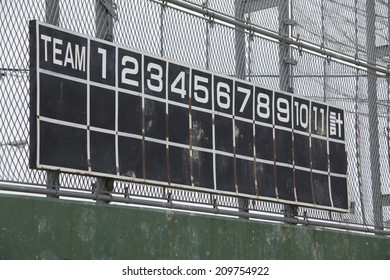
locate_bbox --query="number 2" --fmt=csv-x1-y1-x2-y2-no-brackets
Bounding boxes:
121,55,139,87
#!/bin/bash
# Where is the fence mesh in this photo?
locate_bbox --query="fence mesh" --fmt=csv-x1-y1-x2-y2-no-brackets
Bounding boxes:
1,0,390,232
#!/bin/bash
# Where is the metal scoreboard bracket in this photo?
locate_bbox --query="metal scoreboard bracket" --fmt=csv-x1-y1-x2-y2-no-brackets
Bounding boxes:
29,21,349,212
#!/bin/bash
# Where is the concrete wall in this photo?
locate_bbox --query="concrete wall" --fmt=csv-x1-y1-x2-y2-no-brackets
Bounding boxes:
0,194,389,259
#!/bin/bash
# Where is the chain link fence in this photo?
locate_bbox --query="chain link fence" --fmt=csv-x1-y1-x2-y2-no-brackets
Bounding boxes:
1,0,390,233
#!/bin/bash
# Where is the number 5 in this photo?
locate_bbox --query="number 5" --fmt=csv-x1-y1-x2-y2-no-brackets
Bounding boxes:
193,75,209,104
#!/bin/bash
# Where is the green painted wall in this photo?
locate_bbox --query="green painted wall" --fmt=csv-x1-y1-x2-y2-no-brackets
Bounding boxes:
0,194,389,259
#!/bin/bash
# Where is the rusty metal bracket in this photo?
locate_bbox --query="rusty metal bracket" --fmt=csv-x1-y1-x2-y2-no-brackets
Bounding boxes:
283,18,298,26
283,57,297,66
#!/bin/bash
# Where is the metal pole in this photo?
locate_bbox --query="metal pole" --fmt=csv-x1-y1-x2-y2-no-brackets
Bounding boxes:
354,0,367,227
45,0,60,198
365,0,383,230
387,0,390,206
235,0,246,80
321,0,327,103
95,0,115,201
160,1,165,57
205,0,210,70
278,0,291,92
159,0,390,76
96,0,115,41
235,0,250,217
278,0,297,218
46,0,59,26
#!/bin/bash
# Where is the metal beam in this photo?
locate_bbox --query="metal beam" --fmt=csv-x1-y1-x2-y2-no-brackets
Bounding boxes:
366,0,383,230
382,194,390,206
376,44,390,58
95,0,116,201
158,0,390,76
45,0,60,198
235,0,249,218
235,0,246,79
247,0,278,13
96,0,116,41
45,0,59,26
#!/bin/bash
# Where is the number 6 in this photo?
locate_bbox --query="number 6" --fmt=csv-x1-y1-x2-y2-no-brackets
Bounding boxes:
216,82,231,109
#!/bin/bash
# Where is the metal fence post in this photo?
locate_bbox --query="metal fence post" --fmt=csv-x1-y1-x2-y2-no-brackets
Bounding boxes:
96,0,116,41
278,0,292,93
366,0,383,230
235,0,246,81
278,0,298,219
94,0,116,202
45,0,60,198
235,0,250,217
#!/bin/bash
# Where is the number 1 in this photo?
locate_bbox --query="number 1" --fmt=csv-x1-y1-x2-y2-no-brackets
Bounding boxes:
98,48,107,79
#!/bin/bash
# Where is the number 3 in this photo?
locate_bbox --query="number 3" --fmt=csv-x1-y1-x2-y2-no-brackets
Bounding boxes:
147,62,163,92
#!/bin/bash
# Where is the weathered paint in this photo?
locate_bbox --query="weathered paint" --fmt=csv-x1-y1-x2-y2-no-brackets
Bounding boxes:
0,194,389,259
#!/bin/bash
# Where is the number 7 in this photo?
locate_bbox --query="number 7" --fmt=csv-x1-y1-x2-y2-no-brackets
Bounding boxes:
237,86,251,113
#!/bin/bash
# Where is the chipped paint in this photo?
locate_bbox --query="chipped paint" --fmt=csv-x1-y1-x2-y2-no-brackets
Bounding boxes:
1,195,390,259
75,208,96,242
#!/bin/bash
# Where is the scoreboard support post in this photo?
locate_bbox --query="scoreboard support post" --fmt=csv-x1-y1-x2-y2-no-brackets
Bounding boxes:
366,0,384,230
45,0,60,198
235,0,249,218
278,0,299,219
94,0,116,203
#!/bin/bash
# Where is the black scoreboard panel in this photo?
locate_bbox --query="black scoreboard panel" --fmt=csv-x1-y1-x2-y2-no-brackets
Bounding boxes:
30,21,349,212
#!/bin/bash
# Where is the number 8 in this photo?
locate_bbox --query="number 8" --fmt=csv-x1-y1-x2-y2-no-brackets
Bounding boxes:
257,92,270,119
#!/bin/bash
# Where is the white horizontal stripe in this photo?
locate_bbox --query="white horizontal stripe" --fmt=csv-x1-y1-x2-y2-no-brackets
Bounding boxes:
39,116,87,130
89,126,116,135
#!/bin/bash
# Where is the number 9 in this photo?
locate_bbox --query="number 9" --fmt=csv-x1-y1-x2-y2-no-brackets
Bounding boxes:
276,97,290,123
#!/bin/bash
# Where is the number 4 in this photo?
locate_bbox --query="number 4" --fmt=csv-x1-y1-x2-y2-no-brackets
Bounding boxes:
171,71,186,99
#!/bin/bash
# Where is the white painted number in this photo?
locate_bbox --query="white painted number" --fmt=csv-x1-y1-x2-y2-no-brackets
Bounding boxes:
121,55,139,87
294,101,309,129
216,82,231,110
313,106,325,132
237,86,251,113
276,98,290,123
193,75,209,104
256,93,270,119
147,63,163,92
97,48,107,79
171,71,186,99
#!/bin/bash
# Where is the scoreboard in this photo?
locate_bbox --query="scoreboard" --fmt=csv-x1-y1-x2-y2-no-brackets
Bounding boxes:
29,21,349,211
